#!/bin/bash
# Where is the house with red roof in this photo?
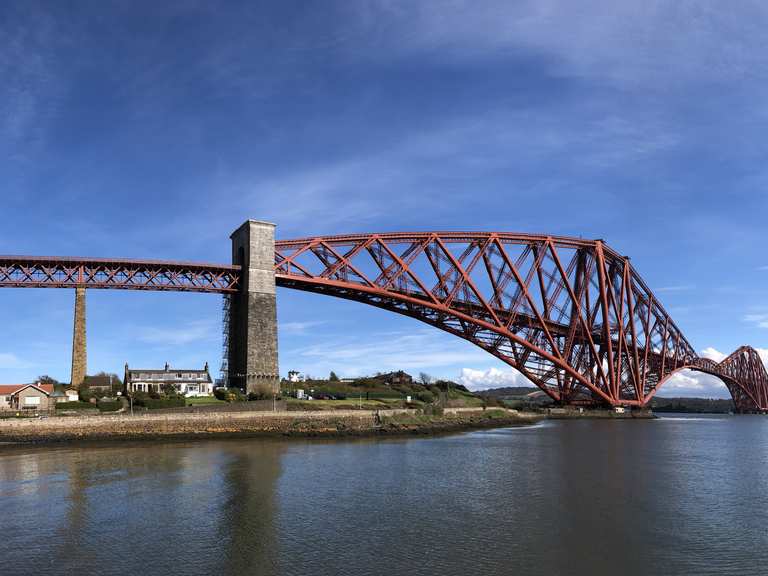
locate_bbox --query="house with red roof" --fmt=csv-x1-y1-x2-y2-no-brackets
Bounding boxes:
0,383,54,411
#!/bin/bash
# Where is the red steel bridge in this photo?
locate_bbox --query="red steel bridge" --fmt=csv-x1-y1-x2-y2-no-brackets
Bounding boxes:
1,231,766,412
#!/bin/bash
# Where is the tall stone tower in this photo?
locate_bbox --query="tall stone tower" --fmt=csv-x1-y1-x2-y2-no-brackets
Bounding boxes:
70,287,87,388
228,220,279,396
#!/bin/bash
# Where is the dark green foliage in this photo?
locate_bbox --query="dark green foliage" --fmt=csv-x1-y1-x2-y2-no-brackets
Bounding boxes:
416,390,435,403
97,400,121,412
161,383,180,397
143,397,186,409
55,401,95,410
329,371,339,381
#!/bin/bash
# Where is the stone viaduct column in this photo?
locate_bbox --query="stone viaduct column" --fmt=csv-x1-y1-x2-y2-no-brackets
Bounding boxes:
70,287,87,388
229,220,279,396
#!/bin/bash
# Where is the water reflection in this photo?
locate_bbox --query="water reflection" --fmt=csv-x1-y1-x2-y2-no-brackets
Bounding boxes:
0,441,285,576
2,417,768,576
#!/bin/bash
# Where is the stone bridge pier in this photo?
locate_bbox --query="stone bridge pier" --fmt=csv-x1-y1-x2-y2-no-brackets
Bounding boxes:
228,220,279,396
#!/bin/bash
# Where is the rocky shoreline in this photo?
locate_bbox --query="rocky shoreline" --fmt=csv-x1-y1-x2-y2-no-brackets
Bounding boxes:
0,408,544,445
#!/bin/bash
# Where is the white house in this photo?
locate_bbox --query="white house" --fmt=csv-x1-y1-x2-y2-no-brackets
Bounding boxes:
124,362,214,397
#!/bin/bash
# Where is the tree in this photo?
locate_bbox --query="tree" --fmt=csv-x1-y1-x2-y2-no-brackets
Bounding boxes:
418,372,433,386
37,375,60,386
161,382,180,397
329,371,340,382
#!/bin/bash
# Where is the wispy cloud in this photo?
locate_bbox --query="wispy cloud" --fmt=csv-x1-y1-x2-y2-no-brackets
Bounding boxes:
286,328,490,379
136,320,219,347
0,352,29,370
744,313,768,329
457,367,523,391
0,6,65,165
350,1,768,88
280,321,325,336
656,284,695,293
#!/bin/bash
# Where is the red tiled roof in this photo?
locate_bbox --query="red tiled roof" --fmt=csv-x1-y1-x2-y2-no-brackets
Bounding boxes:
0,383,53,395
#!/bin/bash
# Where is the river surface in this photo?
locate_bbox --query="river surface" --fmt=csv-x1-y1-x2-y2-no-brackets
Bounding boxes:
2,414,768,576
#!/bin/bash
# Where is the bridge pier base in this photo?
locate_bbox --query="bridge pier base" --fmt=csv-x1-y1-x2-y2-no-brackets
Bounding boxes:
228,220,280,397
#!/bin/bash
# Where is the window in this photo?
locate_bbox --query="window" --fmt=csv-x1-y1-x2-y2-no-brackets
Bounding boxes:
24,396,41,406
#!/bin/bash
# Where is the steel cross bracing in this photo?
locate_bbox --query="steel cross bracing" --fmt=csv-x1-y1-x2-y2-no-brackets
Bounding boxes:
275,232,768,412
0,256,240,293
2,233,767,411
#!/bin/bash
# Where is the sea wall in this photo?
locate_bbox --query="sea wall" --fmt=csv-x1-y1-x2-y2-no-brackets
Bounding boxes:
0,408,541,444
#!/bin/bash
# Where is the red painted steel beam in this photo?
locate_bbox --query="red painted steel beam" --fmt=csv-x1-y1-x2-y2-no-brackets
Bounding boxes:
0,255,240,293
2,231,767,411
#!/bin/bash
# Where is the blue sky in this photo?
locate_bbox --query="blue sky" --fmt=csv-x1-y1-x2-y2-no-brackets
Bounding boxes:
2,1,768,397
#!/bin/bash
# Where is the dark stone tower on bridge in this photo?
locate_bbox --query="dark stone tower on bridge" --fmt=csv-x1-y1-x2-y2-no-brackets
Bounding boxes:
228,220,279,396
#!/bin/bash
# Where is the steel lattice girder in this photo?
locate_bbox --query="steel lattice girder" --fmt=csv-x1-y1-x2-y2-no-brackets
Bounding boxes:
0,255,240,293
1,232,767,411
274,232,768,411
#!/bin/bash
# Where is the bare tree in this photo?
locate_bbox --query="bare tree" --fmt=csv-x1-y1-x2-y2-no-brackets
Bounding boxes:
418,372,433,386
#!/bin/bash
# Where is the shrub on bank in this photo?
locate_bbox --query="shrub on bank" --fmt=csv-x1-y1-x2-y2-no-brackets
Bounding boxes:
97,400,121,412
214,387,246,402
55,401,94,410
143,397,186,409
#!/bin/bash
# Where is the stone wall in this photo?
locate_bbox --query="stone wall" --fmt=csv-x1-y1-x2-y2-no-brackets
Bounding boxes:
0,408,540,443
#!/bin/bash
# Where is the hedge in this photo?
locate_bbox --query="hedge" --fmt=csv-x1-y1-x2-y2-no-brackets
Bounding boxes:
56,401,95,410
143,397,186,409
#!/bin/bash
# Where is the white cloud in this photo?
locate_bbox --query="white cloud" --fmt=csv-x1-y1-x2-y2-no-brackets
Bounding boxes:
457,367,524,391
286,328,491,379
700,346,726,362
744,313,768,328
658,369,728,398
352,1,768,88
137,320,218,347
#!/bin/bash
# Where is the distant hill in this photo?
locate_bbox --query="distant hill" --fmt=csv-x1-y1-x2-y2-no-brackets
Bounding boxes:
650,397,734,414
476,386,540,398
478,387,735,414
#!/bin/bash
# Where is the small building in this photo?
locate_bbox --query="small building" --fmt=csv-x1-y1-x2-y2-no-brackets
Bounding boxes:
124,362,213,397
0,384,54,411
373,370,413,387
64,388,79,402
82,374,120,397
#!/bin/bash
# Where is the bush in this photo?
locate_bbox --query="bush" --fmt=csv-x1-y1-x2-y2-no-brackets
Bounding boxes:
144,397,186,409
422,404,444,416
98,400,121,412
55,401,95,410
416,391,435,404
214,387,246,403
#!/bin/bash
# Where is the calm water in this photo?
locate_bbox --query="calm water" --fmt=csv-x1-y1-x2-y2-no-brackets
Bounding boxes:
2,415,768,576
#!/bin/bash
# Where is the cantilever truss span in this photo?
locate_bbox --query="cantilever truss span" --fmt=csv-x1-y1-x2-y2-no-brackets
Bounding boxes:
1,233,767,411
274,232,768,412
